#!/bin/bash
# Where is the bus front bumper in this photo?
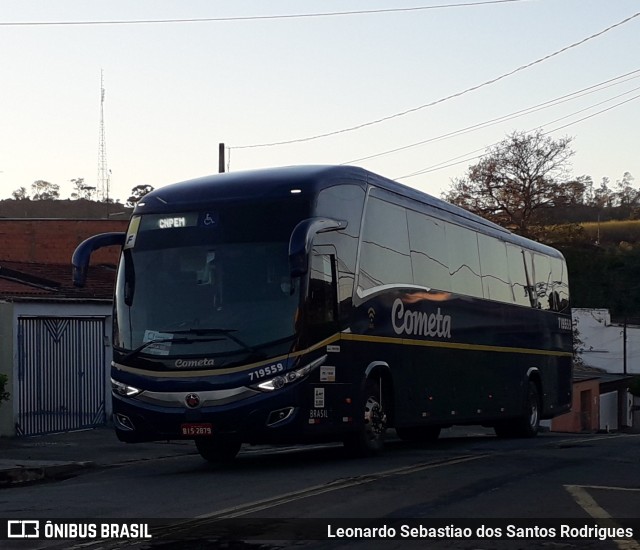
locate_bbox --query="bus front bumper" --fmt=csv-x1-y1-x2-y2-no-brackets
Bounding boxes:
111,383,306,443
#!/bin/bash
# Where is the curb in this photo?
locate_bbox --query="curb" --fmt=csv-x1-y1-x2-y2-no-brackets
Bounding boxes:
0,461,95,488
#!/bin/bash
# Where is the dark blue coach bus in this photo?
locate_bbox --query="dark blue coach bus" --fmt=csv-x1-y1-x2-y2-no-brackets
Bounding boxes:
73,165,572,462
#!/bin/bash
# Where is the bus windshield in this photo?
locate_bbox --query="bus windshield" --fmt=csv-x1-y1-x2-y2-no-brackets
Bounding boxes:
114,216,302,362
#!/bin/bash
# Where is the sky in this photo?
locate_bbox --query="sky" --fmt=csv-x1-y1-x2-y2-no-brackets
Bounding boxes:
1,0,639,204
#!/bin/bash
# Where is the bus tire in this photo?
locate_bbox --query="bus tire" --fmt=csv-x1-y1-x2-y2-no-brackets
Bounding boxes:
396,426,441,442
195,437,241,463
494,381,541,438
344,378,387,457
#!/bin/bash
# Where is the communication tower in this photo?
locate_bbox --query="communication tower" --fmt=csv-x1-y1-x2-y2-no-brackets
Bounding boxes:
97,70,109,202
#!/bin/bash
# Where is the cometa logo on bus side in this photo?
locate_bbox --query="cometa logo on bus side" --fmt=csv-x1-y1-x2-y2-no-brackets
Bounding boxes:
391,298,452,339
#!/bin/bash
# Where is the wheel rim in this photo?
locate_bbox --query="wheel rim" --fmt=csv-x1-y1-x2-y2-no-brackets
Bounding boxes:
529,393,539,429
364,395,387,441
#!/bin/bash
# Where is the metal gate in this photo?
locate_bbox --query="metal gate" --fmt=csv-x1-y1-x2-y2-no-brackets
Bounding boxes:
16,317,107,436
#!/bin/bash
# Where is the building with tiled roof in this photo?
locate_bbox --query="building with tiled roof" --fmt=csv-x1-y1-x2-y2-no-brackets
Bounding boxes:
0,219,126,301
0,218,129,438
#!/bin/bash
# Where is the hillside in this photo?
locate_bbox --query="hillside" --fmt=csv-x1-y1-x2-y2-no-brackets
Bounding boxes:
579,220,640,246
0,199,132,219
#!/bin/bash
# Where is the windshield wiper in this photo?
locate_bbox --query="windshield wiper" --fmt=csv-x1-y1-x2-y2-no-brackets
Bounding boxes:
163,327,265,358
119,336,223,362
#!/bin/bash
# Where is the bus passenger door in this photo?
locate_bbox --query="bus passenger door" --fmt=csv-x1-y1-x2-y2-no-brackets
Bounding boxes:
303,245,353,431
306,246,339,343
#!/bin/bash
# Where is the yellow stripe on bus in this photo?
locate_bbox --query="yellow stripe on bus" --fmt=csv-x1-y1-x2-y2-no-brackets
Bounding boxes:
112,331,570,378
340,333,573,357
112,334,341,378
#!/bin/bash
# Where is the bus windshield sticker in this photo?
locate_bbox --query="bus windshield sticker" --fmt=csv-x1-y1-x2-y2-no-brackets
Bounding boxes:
326,345,340,353
320,366,335,382
142,330,173,355
314,387,325,408
124,216,141,249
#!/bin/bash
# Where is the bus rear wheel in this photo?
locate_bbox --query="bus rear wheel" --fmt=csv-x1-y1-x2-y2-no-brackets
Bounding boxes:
195,437,241,463
344,379,387,457
494,381,541,438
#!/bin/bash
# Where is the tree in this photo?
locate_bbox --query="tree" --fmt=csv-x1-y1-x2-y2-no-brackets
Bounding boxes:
613,172,637,208
31,180,60,200
11,186,29,200
592,177,613,209
444,130,575,238
70,178,96,201
127,184,154,208
561,175,590,206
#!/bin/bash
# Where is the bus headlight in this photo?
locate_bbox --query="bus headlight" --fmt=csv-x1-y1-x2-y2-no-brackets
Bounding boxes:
111,378,143,397
254,355,327,392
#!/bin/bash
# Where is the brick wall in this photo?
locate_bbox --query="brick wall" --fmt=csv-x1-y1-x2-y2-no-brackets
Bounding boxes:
551,378,600,433
0,220,128,265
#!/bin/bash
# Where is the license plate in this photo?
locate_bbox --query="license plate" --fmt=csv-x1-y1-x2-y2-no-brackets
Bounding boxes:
181,423,213,436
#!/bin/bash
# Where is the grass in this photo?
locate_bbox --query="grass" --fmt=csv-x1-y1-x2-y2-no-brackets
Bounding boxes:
580,220,640,245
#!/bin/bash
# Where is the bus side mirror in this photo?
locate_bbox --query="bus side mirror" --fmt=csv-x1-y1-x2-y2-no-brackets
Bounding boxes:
288,218,346,277
72,232,126,287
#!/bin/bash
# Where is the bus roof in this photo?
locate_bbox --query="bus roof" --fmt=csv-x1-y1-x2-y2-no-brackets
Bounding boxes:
136,165,562,258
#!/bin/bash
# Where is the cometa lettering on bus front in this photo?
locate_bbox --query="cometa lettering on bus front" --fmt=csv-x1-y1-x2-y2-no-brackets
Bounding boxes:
391,298,452,339
174,358,215,368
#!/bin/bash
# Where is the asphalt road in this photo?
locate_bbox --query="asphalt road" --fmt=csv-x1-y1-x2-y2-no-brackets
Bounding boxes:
2,428,639,549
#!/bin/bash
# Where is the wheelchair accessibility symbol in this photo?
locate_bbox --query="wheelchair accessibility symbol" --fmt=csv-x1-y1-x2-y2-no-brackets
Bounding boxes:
202,212,218,227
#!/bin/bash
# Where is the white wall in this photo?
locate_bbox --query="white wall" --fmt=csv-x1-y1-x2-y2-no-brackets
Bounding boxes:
573,308,640,375
599,391,618,431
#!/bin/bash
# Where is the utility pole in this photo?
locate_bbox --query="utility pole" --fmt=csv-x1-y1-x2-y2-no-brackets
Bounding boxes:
623,318,628,374
218,143,225,173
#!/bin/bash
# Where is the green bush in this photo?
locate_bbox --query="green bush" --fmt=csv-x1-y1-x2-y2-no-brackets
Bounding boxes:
0,373,9,407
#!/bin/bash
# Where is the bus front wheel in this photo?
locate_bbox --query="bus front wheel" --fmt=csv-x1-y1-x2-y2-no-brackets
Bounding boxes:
195,437,241,463
494,381,541,438
344,378,387,456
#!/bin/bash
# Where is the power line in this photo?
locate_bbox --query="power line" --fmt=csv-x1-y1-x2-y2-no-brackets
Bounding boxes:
343,69,640,164
396,91,640,180
0,1,529,26
232,10,640,150
545,92,640,135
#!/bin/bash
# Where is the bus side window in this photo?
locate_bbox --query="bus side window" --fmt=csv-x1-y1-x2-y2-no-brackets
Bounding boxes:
308,252,339,339
358,196,412,291
477,234,511,303
506,245,533,307
407,210,451,292
533,253,553,310
551,257,570,311
446,223,483,298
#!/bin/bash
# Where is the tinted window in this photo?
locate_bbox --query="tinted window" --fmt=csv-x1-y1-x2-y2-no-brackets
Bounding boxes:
551,257,570,311
407,210,451,291
446,223,483,298
478,234,512,303
307,250,339,341
315,185,365,305
359,196,412,291
507,245,533,307
534,253,570,311
533,253,553,310
315,185,364,242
